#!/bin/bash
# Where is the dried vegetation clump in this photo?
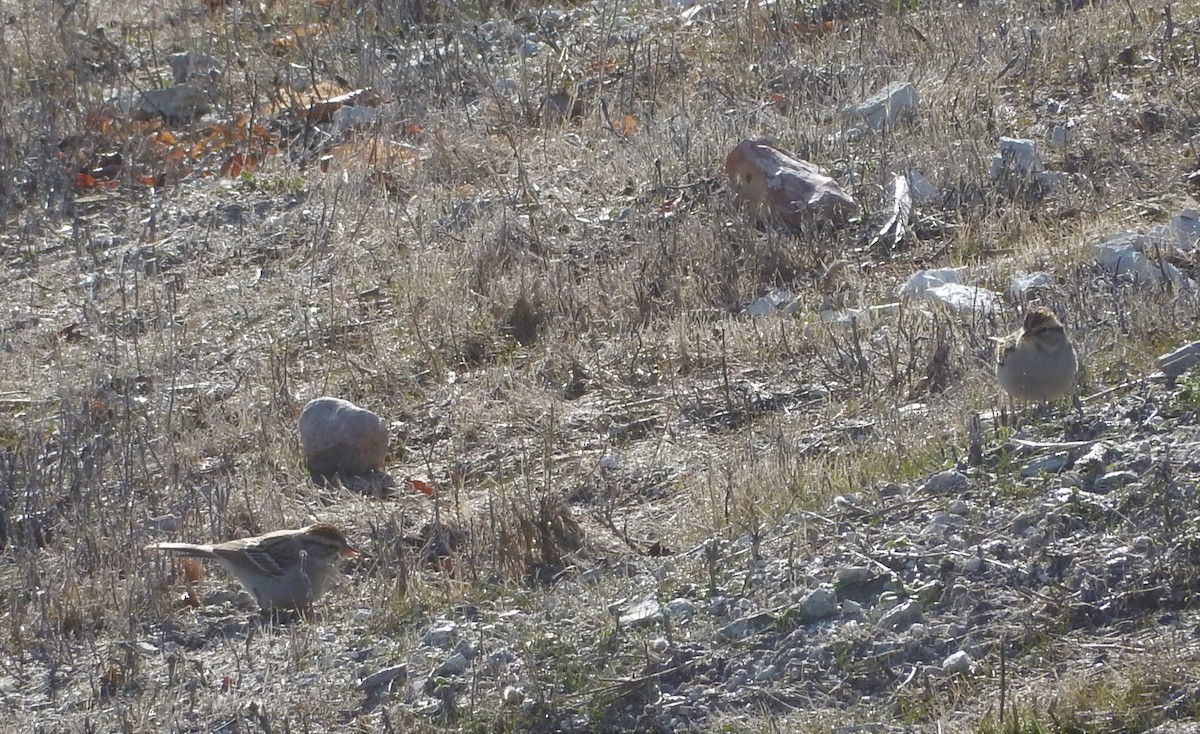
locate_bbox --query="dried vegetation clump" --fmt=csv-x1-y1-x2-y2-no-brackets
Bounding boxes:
2,0,1200,730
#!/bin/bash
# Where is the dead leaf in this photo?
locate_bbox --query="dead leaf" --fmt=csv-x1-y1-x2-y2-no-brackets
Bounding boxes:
301,87,383,123
271,22,329,55
219,153,257,177
614,114,637,138
588,57,615,74
180,557,203,583
405,478,437,498
792,19,835,35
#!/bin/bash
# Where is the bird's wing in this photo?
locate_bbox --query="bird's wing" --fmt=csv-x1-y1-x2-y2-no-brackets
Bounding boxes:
226,536,296,577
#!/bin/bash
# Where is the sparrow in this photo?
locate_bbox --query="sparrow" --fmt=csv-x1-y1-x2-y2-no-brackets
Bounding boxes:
145,523,356,611
994,306,1078,403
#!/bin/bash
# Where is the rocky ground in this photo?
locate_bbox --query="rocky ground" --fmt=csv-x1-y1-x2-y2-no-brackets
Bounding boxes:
2,0,1200,731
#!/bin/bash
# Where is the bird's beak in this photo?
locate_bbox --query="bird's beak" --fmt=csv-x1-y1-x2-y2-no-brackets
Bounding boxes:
341,546,358,557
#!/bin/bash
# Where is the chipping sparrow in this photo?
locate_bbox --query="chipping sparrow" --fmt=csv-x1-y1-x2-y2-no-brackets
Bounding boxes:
145,523,356,611
994,306,1078,403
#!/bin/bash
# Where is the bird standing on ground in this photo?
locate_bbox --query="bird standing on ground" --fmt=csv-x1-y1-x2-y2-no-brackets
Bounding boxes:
145,523,356,611
994,306,1079,403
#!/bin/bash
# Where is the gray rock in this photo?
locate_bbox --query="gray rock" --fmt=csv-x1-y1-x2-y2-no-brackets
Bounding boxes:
137,83,211,121
746,288,797,317
278,63,317,91
928,283,1003,315
501,685,525,706
1049,124,1069,149
723,668,750,690
1021,453,1070,477
947,499,969,516
845,81,919,133
358,664,407,690
836,566,875,586
421,620,459,649
434,652,469,676
878,599,923,631
619,599,663,628
1093,470,1138,493
1105,547,1131,573
923,469,969,494
141,513,182,532
1148,209,1200,251
663,598,697,622
990,137,1043,178
707,596,730,617
800,587,838,620
719,612,775,640
168,51,223,87
906,170,939,203
1094,232,1195,288
332,105,380,135
942,650,973,675
928,512,967,528
486,649,518,669
898,269,1002,316
1009,271,1054,299
299,397,388,476
1157,340,1200,379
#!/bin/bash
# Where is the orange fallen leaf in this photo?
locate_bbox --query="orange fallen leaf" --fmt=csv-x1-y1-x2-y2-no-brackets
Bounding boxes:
588,57,615,74
792,19,835,35
405,478,437,498
74,172,119,190
180,557,204,583
614,114,637,137
219,153,257,177
300,87,383,123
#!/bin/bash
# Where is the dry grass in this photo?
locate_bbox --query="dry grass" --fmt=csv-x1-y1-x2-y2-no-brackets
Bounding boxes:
2,0,1200,729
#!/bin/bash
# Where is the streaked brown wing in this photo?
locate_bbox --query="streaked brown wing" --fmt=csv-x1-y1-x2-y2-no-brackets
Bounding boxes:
215,537,294,577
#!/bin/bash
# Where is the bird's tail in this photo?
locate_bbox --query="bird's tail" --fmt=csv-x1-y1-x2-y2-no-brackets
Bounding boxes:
145,542,216,558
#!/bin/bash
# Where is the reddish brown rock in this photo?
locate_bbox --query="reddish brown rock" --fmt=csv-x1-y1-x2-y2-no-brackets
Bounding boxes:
724,139,856,230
